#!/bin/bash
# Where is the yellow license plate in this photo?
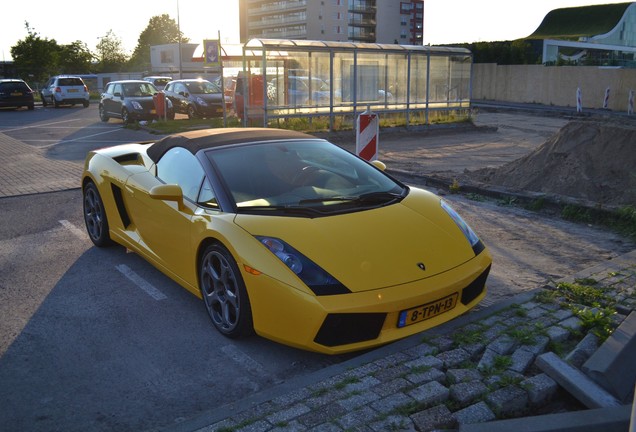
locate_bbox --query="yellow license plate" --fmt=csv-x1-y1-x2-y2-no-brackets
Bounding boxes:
397,293,458,328
68,89,78,92
11,92,23,96
151,109,156,114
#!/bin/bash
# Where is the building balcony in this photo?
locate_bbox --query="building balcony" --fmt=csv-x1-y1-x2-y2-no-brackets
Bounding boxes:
248,0,307,16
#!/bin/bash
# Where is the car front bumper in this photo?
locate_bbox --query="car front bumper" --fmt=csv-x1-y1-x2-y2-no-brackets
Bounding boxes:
244,250,492,355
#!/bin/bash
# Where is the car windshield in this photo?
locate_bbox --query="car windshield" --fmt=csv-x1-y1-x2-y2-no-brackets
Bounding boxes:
206,140,406,216
122,83,157,97
185,81,221,94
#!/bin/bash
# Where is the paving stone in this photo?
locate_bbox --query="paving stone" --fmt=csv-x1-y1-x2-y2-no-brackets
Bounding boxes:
484,370,525,388
297,402,348,428
485,385,529,416
522,373,558,405
336,406,377,429
565,332,599,368
463,342,487,357
370,392,414,415
337,391,381,411
520,334,550,355
305,388,348,409
526,307,547,319
270,420,305,431
235,420,273,432
403,343,437,358
404,355,443,371
520,301,540,311
558,316,583,332
266,403,311,424
407,380,450,405
452,401,496,425
482,323,507,342
449,381,488,406
308,422,344,432
373,377,412,397
405,367,446,385
374,352,412,369
509,348,536,374
410,404,456,432
553,308,574,321
477,348,498,371
369,415,416,431
437,348,471,368
342,376,381,393
487,334,518,355
373,364,409,382
431,335,454,351
447,368,482,384
480,314,502,327
271,388,313,407
546,325,571,343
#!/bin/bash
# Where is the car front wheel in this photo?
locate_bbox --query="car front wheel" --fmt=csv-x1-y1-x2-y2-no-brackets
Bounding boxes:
187,104,197,119
200,243,253,338
99,105,109,122
83,182,113,247
121,108,131,124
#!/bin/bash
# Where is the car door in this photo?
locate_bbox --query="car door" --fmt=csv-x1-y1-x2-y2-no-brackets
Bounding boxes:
108,83,124,117
123,147,203,286
163,82,183,114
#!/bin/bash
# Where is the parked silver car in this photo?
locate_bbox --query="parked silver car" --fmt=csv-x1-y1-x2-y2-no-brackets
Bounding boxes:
40,76,90,108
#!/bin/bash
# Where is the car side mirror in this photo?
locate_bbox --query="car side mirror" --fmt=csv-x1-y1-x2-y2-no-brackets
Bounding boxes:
150,184,186,211
371,160,386,171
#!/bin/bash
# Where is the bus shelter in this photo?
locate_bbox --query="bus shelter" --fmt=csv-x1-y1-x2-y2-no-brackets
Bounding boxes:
238,38,472,130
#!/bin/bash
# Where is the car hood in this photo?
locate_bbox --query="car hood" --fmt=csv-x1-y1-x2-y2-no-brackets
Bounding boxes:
233,188,478,293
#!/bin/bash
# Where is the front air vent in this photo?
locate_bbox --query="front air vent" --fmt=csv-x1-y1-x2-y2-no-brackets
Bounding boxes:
110,184,131,228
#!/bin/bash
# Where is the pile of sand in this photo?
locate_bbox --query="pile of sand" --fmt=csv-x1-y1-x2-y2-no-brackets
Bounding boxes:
468,119,636,207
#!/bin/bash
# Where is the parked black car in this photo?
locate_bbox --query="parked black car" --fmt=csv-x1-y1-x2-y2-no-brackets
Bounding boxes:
0,79,35,110
163,79,224,119
99,80,174,124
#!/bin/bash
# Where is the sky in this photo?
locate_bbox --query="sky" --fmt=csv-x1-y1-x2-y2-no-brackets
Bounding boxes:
1,0,627,62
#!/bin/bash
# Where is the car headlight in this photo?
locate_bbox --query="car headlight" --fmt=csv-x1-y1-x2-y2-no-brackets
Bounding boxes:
196,97,208,106
441,200,483,253
256,236,350,296
131,101,142,110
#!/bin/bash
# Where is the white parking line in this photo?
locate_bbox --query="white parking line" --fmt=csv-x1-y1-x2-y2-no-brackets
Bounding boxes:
1,119,83,133
221,345,265,376
115,264,168,301
58,220,89,241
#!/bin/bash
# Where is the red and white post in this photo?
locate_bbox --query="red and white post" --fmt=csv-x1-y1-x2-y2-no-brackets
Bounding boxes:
356,107,379,161
576,87,583,113
628,90,634,116
603,87,610,109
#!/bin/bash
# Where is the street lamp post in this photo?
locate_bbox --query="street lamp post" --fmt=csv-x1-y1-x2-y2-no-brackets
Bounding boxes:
177,0,182,79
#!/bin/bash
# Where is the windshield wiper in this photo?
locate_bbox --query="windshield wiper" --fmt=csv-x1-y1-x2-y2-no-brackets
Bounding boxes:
237,205,321,216
299,191,404,206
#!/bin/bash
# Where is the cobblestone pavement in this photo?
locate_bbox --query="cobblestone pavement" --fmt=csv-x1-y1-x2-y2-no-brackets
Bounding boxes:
164,251,635,432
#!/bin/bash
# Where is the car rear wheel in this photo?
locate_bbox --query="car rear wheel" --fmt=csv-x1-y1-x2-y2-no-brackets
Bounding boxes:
41,94,48,107
83,182,113,247
53,98,60,108
83,100,89,108
199,243,253,338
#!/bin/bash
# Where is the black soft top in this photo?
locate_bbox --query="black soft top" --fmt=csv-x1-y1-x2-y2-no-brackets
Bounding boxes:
147,128,318,163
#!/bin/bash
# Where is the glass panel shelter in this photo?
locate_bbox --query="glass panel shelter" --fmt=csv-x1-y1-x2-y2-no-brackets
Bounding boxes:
239,39,472,130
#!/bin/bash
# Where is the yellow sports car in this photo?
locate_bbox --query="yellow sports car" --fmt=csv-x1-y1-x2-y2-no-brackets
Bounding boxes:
82,128,491,354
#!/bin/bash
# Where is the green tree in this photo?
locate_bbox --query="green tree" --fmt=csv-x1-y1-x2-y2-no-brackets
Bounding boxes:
128,14,189,72
95,29,129,73
10,22,59,83
58,41,94,74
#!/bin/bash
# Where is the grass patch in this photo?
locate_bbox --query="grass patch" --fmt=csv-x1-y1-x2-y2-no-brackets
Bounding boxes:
334,376,360,390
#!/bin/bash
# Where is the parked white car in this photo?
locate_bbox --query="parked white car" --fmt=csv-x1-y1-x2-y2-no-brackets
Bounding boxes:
40,76,90,108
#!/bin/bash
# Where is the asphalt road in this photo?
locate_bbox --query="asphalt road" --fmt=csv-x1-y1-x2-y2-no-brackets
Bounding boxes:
0,105,351,432
0,104,633,431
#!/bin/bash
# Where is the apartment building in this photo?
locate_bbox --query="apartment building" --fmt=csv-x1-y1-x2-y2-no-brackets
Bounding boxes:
239,0,424,45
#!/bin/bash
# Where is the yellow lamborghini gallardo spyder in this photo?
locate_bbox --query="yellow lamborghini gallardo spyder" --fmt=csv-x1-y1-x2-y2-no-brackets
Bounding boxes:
82,128,491,354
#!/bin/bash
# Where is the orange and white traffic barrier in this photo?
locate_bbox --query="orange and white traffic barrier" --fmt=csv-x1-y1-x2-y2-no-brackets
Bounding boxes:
356,108,379,161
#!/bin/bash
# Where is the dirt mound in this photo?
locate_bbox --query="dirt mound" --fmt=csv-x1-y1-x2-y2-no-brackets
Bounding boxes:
468,120,636,207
